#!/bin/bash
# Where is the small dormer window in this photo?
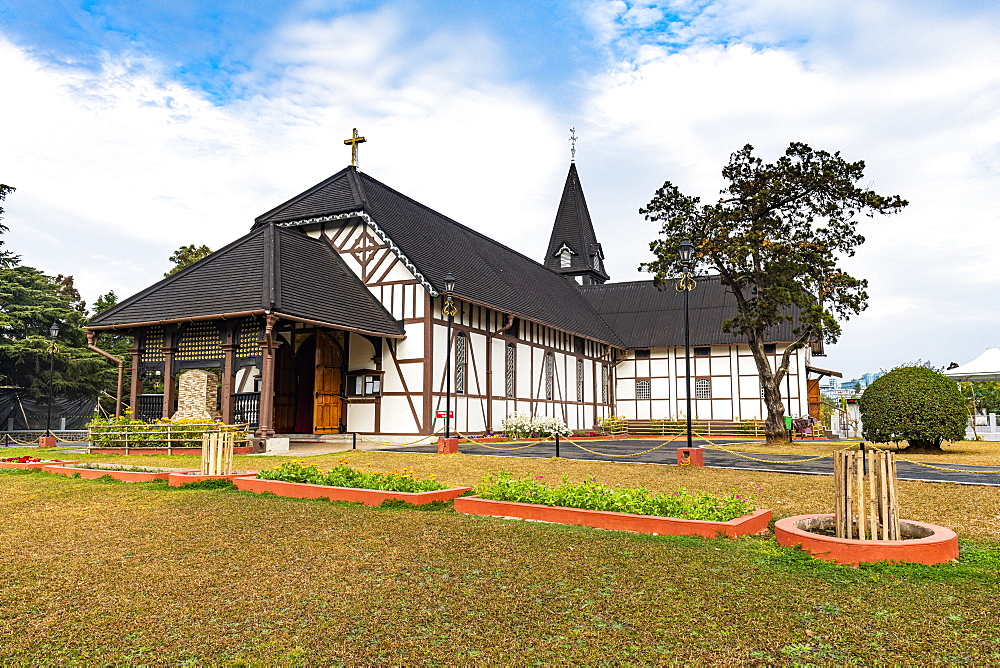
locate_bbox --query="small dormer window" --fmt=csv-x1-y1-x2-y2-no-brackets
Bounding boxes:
556,243,575,269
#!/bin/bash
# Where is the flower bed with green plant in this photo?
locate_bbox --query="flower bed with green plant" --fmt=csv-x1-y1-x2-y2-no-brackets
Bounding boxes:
58,463,161,473
87,410,248,448
475,472,755,522
1,457,43,463
257,461,451,493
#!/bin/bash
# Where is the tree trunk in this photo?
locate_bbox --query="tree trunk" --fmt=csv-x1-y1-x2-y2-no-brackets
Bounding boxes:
747,335,793,445
902,439,945,453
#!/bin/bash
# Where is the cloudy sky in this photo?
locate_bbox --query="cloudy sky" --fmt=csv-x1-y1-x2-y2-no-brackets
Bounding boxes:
1,0,998,380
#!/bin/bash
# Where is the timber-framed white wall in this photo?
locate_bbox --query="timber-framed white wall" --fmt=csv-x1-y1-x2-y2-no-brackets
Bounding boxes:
301,217,614,436
614,344,810,421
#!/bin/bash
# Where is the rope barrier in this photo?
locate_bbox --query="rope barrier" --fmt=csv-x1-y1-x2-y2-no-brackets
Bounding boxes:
697,435,834,464
892,456,1000,475
357,427,444,448
453,430,549,451
562,433,684,458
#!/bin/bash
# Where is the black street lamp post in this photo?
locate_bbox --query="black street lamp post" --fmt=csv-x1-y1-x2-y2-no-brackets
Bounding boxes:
676,240,697,450
443,273,457,440
45,321,60,438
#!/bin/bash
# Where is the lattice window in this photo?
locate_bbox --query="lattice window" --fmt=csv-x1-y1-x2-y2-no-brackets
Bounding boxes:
176,322,223,362
695,378,712,399
576,358,584,402
545,353,554,400
505,344,516,398
636,379,651,400
236,319,261,357
455,332,467,394
139,327,165,364
602,365,609,405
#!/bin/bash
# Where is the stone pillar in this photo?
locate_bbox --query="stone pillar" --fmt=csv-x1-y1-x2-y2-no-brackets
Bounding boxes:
173,369,222,420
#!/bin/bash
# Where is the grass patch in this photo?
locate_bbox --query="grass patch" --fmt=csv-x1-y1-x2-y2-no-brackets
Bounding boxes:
2,454,1000,663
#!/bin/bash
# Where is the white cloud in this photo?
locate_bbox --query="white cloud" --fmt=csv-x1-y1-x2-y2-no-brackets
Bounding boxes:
575,0,1000,376
0,9,568,308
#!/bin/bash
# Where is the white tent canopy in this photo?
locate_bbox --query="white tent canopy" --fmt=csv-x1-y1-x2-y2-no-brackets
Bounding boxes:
943,348,1000,382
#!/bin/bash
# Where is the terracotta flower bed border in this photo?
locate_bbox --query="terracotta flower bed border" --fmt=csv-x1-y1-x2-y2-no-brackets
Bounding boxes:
42,464,196,483
233,476,472,506
167,471,257,487
453,496,772,538
774,513,959,566
0,459,75,470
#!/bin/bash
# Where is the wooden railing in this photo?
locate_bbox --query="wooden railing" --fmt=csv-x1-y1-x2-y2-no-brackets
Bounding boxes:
135,394,165,421
231,392,260,429
88,422,249,453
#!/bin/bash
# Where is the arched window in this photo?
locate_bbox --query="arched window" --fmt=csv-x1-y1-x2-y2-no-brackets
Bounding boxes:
455,332,467,394
695,378,711,399
545,352,554,400
505,343,516,398
636,379,651,400
601,365,609,405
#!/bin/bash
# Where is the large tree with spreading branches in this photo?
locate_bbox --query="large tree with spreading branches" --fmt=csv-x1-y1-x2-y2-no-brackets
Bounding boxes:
640,142,908,443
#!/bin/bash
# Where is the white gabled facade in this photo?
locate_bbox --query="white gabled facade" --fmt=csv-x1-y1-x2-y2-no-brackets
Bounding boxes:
613,344,810,422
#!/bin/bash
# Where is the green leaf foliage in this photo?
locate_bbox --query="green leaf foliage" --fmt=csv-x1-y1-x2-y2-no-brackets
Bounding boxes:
476,472,755,522
257,461,451,494
859,366,967,450
0,264,117,400
639,142,907,442
165,244,212,276
0,183,16,266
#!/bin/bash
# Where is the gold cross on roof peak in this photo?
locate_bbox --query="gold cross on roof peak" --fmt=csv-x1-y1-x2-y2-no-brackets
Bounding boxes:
344,128,367,167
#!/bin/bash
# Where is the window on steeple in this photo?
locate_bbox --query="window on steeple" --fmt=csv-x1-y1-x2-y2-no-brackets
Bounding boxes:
560,248,572,268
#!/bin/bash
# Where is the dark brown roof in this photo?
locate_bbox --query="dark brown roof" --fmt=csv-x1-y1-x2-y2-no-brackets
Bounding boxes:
578,276,800,348
543,163,608,282
252,167,624,346
255,167,366,225
89,225,403,337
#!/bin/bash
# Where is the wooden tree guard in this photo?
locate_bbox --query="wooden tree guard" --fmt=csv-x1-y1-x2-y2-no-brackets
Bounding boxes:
201,432,235,476
833,449,901,540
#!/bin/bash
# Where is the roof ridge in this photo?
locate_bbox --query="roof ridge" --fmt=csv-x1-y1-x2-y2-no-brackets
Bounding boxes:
90,225,270,325
253,165,359,226
356,171,600,283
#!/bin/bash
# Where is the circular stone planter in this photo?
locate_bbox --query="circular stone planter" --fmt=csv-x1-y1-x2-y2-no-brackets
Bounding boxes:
775,513,958,566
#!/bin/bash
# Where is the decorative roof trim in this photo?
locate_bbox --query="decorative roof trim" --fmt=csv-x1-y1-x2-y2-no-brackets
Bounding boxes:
275,209,439,297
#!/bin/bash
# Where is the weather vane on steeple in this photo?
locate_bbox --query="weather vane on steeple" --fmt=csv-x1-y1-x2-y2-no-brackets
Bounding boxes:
569,127,578,162
344,128,367,168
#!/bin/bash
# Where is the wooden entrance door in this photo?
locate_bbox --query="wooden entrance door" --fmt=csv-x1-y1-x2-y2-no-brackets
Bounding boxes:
314,332,344,433
807,379,822,421
273,344,296,434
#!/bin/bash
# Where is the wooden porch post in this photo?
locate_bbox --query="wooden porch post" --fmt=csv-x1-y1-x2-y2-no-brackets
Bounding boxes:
256,315,279,440
128,345,143,416
161,326,177,419
220,322,238,424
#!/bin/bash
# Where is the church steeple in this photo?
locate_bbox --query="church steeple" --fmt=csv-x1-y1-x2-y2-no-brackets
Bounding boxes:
543,161,609,285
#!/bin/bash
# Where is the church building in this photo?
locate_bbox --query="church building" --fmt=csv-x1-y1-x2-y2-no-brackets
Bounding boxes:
88,139,828,446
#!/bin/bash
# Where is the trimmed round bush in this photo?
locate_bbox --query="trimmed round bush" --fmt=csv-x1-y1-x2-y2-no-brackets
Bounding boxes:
859,366,967,451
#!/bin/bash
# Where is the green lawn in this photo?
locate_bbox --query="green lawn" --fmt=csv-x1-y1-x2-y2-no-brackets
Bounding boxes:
1,449,999,664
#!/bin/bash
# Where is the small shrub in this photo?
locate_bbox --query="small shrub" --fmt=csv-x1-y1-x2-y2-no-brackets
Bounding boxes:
859,366,967,451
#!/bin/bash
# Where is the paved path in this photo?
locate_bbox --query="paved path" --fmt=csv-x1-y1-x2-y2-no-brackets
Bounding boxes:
369,438,1000,487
